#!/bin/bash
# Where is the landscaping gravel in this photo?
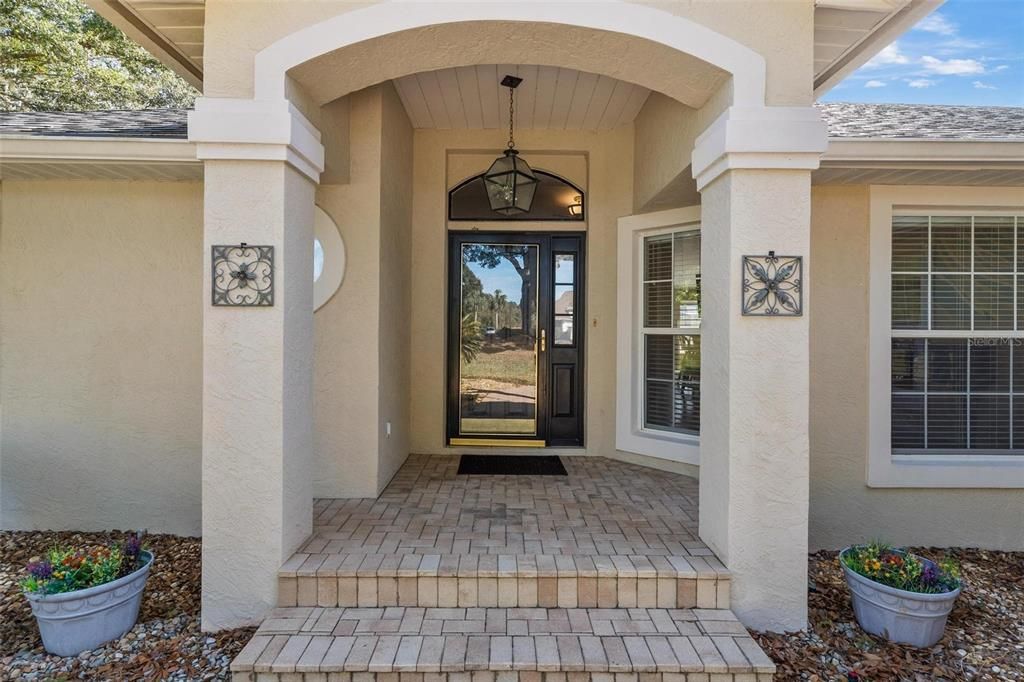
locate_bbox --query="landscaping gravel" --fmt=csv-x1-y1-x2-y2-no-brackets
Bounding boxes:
1,530,254,681
754,548,1024,681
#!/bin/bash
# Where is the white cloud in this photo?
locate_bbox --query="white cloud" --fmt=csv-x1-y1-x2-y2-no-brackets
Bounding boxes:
906,78,936,89
915,13,957,36
864,43,910,68
920,56,985,75
864,80,887,88
993,65,1010,72
973,81,998,90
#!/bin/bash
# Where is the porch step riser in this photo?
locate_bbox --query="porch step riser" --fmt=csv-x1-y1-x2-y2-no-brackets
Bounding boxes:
233,673,772,682
230,608,775,682
279,577,730,610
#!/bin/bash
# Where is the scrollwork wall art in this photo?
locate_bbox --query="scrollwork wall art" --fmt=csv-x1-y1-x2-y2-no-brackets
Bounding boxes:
212,244,274,306
741,251,802,316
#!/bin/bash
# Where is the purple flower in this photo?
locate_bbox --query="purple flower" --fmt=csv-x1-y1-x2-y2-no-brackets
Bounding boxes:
124,532,142,558
922,563,938,585
27,560,53,580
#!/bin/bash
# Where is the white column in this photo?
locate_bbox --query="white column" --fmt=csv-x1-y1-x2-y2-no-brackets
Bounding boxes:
189,99,325,630
693,106,827,632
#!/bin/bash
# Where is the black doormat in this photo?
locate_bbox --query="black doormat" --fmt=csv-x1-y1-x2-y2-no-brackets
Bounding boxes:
457,455,567,476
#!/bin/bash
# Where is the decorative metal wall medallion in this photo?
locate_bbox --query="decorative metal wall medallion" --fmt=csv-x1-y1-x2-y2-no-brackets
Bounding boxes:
212,244,274,306
742,251,802,316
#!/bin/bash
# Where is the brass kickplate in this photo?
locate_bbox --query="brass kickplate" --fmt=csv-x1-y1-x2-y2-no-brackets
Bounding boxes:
449,438,546,448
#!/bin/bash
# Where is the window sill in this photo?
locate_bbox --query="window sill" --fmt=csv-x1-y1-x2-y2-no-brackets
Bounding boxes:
868,452,1024,488
616,428,699,466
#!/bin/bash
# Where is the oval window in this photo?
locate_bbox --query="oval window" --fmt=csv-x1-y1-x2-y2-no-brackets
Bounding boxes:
314,206,345,311
314,238,325,282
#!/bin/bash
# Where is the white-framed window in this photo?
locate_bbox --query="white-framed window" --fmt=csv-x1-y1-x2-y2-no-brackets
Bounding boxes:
868,187,1024,488
641,229,701,434
617,206,701,464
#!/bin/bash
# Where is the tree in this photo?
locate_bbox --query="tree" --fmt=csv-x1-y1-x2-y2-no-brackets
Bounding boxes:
0,0,197,111
462,244,535,335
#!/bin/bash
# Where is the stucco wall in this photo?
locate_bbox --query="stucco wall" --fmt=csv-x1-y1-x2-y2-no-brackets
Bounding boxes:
377,82,414,489
313,83,413,497
314,91,380,498
0,180,203,536
202,0,813,107
809,184,1024,550
632,93,700,213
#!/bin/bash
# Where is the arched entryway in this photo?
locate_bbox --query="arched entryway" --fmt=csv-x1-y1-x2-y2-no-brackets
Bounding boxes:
191,1,826,634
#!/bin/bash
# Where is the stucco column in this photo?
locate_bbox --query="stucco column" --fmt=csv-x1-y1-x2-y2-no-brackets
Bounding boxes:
189,99,325,630
692,107,827,632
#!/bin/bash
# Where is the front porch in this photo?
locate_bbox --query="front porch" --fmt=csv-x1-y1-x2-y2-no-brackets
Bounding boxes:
232,455,773,680
279,456,730,611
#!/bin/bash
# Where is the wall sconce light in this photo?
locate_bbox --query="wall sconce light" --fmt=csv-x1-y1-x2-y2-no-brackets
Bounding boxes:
567,195,583,217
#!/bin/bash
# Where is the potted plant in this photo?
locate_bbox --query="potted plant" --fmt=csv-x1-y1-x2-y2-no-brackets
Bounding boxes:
840,542,961,648
21,531,153,656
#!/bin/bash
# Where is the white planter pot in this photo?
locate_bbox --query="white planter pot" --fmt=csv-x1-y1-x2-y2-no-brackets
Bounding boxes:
840,548,960,648
24,550,154,657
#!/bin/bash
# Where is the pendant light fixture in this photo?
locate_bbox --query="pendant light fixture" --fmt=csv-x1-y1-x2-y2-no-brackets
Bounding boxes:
484,75,539,215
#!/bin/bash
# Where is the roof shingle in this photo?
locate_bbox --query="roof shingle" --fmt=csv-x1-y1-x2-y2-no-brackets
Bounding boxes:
1,103,1022,141
818,102,1024,140
0,109,188,139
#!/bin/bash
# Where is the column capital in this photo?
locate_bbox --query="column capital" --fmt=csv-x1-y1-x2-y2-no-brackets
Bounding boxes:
188,97,325,183
691,106,828,191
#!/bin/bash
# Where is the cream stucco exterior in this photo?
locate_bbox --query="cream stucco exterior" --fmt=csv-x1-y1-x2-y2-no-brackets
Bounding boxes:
3,0,1020,640
0,180,203,536
809,184,1024,551
313,83,413,499
5,179,1021,547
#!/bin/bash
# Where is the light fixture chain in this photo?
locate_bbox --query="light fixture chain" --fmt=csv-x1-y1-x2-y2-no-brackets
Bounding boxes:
508,84,515,149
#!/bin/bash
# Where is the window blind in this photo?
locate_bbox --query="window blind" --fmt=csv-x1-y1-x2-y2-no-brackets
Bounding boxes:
891,215,1024,454
642,230,700,435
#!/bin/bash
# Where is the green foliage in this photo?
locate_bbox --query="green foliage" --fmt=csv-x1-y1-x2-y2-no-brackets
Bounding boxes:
1,0,197,111
461,314,484,364
841,542,960,594
22,532,147,595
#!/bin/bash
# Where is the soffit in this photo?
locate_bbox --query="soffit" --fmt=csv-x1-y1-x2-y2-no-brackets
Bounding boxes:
392,65,650,131
813,0,942,96
0,136,202,181
84,0,204,88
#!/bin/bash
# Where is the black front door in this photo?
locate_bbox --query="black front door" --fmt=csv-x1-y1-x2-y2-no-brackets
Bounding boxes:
447,232,585,447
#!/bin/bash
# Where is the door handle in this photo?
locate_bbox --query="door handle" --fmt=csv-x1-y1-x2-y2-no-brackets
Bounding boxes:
540,329,546,352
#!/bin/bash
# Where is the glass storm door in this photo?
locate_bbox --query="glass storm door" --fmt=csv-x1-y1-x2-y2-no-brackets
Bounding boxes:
448,232,585,447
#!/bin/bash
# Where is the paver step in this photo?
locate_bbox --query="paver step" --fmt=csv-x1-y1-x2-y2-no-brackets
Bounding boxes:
231,607,774,682
278,554,730,610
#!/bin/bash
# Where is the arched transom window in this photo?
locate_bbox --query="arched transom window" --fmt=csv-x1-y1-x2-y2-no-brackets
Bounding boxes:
449,170,584,222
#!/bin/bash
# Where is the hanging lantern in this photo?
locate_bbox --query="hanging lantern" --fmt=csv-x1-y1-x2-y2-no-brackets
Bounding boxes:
484,75,539,215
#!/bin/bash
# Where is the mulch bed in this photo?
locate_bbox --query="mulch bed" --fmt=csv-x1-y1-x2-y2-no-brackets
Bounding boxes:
753,548,1024,681
0,530,254,680
2,533,1021,681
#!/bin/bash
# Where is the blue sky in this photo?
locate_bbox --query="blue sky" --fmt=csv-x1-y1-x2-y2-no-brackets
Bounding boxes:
468,260,524,303
821,0,1024,106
